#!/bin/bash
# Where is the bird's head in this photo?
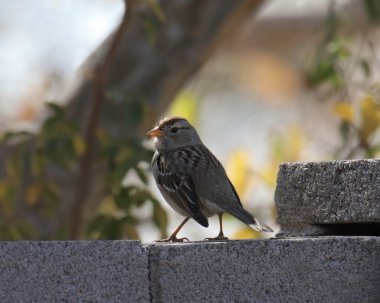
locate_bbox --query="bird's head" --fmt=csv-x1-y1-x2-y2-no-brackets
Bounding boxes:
147,117,202,151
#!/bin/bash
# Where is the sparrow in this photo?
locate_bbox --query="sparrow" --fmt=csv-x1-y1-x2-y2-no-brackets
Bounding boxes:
148,117,273,242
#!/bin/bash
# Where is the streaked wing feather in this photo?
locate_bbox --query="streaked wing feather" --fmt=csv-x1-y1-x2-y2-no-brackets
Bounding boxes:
156,163,208,227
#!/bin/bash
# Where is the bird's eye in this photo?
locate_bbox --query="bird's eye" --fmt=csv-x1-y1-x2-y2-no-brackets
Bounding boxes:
171,127,179,133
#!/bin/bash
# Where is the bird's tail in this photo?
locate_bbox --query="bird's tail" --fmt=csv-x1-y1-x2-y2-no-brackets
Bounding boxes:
249,218,273,232
226,206,273,232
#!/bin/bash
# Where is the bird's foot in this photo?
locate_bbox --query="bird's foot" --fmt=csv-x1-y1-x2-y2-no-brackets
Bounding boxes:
155,236,190,243
204,235,229,241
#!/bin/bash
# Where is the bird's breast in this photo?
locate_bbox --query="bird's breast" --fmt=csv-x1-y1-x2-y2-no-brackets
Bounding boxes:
200,198,224,217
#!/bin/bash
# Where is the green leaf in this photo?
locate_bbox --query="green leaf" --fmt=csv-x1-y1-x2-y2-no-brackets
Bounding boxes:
308,58,336,86
46,102,65,119
339,121,351,142
114,187,132,210
105,220,123,239
7,155,19,179
25,183,41,205
115,147,132,163
134,166,148,184
0,180,9,201
124,224,139,240
144,0,167,23
152,198,168,238
72,135,86,156
138,12,159,46
125,99,144,129
0,131,32,144
133,188,152,207
44,180,60,203
87,215,108,235
359,59,371,77
326,39,350,59
0,180,15,216
30,151,45,177
87,215,124,239
0,220,36,240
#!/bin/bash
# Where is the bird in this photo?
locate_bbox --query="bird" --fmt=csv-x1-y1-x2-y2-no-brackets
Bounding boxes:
147,117,273,242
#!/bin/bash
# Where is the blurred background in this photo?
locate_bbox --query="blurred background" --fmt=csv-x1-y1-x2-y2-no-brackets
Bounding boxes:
0,0,379,242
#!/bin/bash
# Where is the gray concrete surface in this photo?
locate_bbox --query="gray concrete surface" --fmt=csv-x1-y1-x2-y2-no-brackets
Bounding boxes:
275,159,380,236
0,241,149,303
148,237,380,303
0,238,378,302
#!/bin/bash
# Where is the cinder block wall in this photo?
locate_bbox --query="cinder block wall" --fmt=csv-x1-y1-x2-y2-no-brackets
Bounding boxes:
275,159,380,237
1,160,379,302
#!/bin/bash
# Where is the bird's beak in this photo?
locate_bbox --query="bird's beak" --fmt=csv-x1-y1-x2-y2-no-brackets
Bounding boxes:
147,126,164,137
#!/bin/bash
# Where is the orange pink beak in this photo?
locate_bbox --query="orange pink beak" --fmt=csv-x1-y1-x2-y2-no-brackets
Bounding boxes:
147,126,165,137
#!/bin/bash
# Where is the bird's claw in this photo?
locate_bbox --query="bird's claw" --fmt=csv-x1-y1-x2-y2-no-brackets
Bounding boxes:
204,235,229,241
155,236,190,243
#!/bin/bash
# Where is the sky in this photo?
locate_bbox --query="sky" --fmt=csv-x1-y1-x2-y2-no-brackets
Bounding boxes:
0,0,123,126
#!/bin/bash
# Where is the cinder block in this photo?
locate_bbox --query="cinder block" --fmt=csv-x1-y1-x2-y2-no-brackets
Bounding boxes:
147,237,380,303
0,241,149,302
275,159,380,236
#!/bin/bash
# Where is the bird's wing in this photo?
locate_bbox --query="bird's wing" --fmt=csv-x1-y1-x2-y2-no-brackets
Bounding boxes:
191,145,243,208
154,153,209,227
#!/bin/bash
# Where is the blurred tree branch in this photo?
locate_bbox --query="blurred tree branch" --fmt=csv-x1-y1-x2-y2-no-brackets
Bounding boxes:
69,0,131,239
68,0,264,122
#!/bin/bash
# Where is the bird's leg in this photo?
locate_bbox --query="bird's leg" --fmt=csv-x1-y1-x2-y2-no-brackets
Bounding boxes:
205,213,229,241
156,217,190,243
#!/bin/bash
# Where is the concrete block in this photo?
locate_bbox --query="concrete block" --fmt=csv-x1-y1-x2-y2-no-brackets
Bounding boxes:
275,159,380,236
0,241,149,303
147,237,380,303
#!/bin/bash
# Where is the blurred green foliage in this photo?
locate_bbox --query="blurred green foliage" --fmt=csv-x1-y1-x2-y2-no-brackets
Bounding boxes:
233,1,380,239
0,103,77,239
0,1,170,241
307,1,380,159
0,102,168,240
307,37,349,90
